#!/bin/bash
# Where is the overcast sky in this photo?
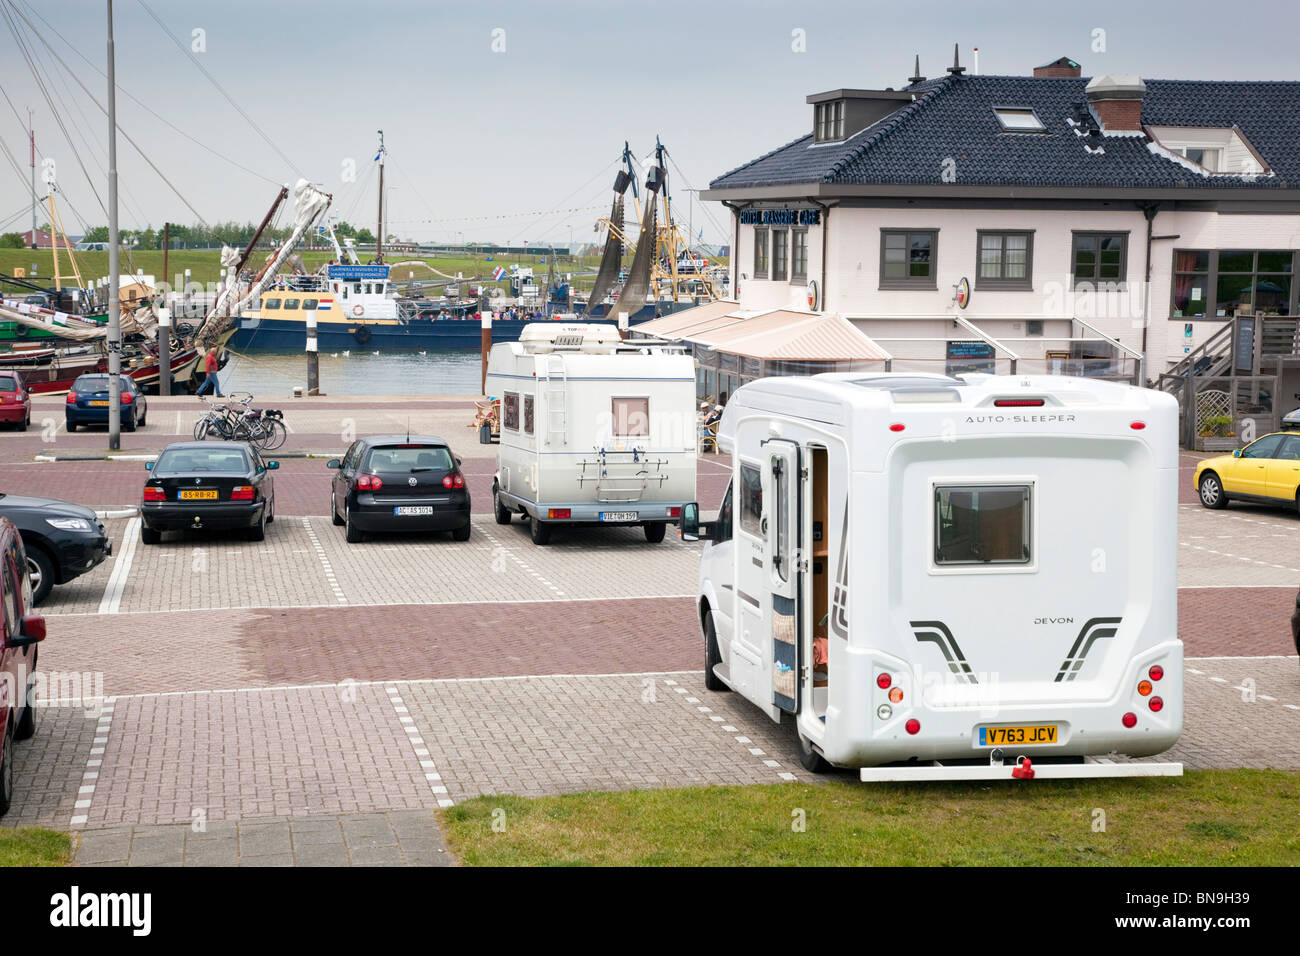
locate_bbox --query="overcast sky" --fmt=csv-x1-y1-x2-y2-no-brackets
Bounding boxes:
2,0,1298,247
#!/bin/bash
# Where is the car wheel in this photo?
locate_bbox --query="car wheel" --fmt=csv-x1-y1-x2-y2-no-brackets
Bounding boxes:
266,496,275,524
493,485,512,525
331,491,344,526
704,611,728,692
452,521,472,542
644,521,666,544
1199,472,1228,510
796,730,831,774
529,514,551,545
65,419,76,433
17,413,27,432
14,682,36,741
345,502,364,543
140,524,162,545
25,548,54,605
248,506,267,542
0,723,13,818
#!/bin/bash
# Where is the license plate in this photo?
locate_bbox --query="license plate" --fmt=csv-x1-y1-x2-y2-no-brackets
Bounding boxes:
978,724,1059,747
179,490,218,500
599,511,638,522
89,400,109,406
394,506,433,516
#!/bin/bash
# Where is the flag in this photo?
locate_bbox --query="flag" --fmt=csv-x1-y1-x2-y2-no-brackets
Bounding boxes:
492,266,506,281
317,298,333,311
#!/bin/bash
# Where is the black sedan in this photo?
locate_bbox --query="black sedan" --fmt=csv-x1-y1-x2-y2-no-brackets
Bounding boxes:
66,373,148,432
0,492,111,604
328,435,471,543
141,442,278,544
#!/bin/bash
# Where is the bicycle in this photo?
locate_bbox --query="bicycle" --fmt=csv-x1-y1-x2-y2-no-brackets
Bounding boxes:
194,394,287,451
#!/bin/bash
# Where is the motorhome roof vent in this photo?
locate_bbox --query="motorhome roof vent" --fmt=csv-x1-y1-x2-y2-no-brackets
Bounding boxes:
849,375,965,403
551,333,587,350
517,322,624,353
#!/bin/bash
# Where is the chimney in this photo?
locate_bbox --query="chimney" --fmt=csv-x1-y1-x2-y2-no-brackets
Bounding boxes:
1085,73,1146,131
1034,56,1081,78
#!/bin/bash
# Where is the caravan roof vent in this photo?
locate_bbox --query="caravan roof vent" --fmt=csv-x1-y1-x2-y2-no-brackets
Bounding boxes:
551,334,587,350
850,375,965,403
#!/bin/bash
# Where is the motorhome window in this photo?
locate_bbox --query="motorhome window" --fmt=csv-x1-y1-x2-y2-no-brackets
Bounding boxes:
523,395,534,435
284,299,300,310
739,464,763,538
263,298,281,309
934,484,1031,565
716,480,734,542
612,397,649,436
503,393,520,431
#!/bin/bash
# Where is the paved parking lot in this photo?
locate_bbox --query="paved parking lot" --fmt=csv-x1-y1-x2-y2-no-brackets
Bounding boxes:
0,398,1296,865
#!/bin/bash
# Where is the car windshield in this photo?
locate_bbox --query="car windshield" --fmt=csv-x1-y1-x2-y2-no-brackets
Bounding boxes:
156,448,249,473
364,445,453,471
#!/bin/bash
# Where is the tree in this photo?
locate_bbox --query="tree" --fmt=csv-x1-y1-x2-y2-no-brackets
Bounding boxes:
82,226,109,243
0,232,24,249
334,221,356,238
355,227,375,244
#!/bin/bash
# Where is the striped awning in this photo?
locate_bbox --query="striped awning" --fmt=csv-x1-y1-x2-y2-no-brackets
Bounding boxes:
629,300,742,339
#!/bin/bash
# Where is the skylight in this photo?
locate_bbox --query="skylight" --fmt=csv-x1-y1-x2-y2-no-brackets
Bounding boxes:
994,107,1045,132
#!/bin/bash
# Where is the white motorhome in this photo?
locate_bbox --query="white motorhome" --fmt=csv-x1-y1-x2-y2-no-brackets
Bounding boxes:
681,372,1184,781
487,323,697,545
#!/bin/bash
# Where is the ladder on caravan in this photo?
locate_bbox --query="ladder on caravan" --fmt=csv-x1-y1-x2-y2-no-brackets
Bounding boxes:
543,352,568,447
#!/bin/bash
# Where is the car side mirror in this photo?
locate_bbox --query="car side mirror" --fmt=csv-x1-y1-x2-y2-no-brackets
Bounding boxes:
326,459,341,469
145,461,154,470
1232,449,1242,458
456,457,462,465
680,502,715,542
10,614,45,648
266,461,279,470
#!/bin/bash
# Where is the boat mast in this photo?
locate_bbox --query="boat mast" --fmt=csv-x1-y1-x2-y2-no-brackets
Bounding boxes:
375,130,386,264
28,110,36,250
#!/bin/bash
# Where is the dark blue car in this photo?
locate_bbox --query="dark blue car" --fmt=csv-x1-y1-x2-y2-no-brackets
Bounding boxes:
65,373,147,432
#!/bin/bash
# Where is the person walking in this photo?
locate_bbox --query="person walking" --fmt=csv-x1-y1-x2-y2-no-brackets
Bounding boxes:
195,346,223,396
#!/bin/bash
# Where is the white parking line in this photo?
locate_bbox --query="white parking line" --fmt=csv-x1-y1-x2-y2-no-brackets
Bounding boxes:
301,516,347,604
97,518,140,614
69,697,116,828
386,684,453,808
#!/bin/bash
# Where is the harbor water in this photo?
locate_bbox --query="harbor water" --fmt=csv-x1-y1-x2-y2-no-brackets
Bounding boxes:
219,348,484,396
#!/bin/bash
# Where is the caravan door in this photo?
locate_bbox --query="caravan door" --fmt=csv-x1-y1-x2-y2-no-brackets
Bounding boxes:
763,440,802,714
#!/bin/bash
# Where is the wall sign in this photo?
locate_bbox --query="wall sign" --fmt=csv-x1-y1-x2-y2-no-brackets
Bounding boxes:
953,277,971,309
807,279,820,311
946,340,995,376
739,208,821,226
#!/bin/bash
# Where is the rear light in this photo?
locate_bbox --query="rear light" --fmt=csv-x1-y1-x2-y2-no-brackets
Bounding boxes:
143,486,165,502
876,704,892,721
668,506,681,518
1130,421,1146,430
66,392,76,404
1148,665,1164,682
230,486,254,501
548,508,571,519
888,686,904,704
1122,712,1138,728
441,472,466,489
357,474,383,490
1149,696,1164,712
888,423,905,432
994,399,1045,407
121,392,133,404
876,673,892,689
1137,680,1152,697
904,719,920,735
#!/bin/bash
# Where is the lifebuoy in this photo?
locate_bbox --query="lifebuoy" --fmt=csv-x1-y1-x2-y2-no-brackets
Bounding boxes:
14,325,27,337
354,325,372,345
352,304,365,317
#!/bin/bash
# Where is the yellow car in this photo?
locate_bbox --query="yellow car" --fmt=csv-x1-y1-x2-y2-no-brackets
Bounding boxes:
1195,432,1300,511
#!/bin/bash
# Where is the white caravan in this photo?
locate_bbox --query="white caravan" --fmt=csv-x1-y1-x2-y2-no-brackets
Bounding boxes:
487,323,697,545
681,372,1184,781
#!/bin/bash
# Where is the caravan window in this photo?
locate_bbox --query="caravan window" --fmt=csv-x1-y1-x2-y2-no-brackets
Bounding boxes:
934,484,1032,566
524,395,534,435
503,393,519,431
739,463,762,538
716,480,734,542
611,397,649,436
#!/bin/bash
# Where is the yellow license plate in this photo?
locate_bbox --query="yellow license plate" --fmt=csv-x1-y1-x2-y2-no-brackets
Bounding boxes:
179,490,219,500
89,400,109,406
978,724,1058,747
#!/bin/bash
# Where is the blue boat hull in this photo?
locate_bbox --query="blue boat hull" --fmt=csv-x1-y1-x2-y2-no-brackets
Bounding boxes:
229,316,649,351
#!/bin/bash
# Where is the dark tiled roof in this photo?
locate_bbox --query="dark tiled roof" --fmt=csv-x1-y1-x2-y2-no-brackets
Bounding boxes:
709,75,1299,191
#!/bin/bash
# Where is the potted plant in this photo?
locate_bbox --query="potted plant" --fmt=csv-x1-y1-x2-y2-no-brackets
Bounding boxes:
1197,415,1238,452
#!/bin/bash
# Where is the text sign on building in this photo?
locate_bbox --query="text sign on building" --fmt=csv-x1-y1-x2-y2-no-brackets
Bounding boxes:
739,208,821,226
328,264,390,280
946,340,995,376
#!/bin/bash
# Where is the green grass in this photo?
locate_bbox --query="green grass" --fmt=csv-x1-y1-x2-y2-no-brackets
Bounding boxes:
0,827,72,866
439,769,1300,866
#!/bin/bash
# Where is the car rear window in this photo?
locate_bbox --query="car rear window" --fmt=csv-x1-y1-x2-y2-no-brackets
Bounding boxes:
156,448,250,473
364,445,453,471
0,376,17,391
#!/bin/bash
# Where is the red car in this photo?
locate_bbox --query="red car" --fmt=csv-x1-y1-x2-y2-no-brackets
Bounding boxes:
0,516,47,817
0,372,31,431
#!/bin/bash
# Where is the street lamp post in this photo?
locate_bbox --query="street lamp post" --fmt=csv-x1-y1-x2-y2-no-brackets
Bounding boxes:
106,0,121,452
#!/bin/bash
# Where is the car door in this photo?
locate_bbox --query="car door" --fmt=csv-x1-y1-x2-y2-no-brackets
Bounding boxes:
706,480,736,648
1231,434,1284,497
334,441,359,504
1265,435,1300,501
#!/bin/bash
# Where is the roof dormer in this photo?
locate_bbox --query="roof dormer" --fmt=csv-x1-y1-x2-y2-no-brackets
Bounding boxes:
1145,125,1270,176
807,89,913,144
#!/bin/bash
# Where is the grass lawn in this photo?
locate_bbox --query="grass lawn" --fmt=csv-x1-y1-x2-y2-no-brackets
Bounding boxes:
0,827,72,867
439,769,1300,866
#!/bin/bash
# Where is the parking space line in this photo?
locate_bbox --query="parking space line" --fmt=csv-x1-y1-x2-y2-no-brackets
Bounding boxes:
385,684,453,808
98,518,141,614
477,525,566,598
661,677,798,783
69,697,116,829
302,517,347,604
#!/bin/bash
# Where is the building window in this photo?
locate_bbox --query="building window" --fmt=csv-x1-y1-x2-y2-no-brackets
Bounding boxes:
792,229,808,282
814,101,846,143
935,484,1032,566
993,107,1046,132
880,230,938,289
1180,146,1223,172
1072,232,1128,287
611,396,649,436
754,228,769,279
523,395,534,435
976,231,1033,289
772,229,788,282
503,392,519,431
1171,250,1297,318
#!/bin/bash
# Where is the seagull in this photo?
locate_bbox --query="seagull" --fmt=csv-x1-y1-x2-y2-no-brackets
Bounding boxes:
372,350,379,356
418,350,427,356
342,350,350,357
330,353,339,358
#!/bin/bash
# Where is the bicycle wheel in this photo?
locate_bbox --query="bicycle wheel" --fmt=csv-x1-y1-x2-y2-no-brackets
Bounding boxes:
263,418,288,451
193,416,223,440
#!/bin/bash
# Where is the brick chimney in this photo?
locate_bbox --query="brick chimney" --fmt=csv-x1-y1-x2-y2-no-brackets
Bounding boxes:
1085,73,1146,132
1034,56,1081,78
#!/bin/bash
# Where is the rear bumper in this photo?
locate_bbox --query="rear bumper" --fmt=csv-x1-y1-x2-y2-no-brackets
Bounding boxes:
0,403,29,422
500,492,682,525
67,406,135,425
142,500,265,531
348,492,471,532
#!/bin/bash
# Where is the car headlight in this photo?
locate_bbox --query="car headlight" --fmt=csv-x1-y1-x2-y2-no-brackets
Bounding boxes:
45,517,95,532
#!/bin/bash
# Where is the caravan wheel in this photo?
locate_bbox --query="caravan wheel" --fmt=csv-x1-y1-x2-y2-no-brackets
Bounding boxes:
493,486,512,525
703,612,727,693
796,732,830,774
529,514,551,545
643,522,666,543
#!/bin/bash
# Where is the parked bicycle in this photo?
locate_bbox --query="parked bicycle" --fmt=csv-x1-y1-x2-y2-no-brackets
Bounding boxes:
193,393,287,451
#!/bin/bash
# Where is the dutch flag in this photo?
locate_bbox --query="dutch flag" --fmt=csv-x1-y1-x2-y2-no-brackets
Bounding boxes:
492,266,506,281
318,298,333,311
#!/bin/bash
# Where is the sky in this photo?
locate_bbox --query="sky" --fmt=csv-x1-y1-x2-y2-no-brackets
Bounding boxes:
2,0,1299,248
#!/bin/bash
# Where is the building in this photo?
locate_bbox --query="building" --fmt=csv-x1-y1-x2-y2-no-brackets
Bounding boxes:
645,50,1300,441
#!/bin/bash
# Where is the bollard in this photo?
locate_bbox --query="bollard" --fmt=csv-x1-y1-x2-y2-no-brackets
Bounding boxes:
480,310,492,396
157,307,171,396
306,313,319,396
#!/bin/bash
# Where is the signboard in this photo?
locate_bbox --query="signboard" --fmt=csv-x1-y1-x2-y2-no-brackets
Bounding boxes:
953,277,971,309
327,264,389,280
1234,316,1256,374
738,208,821,226
946,340,995,376
807,279,820,311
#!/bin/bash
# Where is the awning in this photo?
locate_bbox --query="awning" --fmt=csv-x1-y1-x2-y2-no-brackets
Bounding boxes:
690,310,892,363
631,300,740,338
